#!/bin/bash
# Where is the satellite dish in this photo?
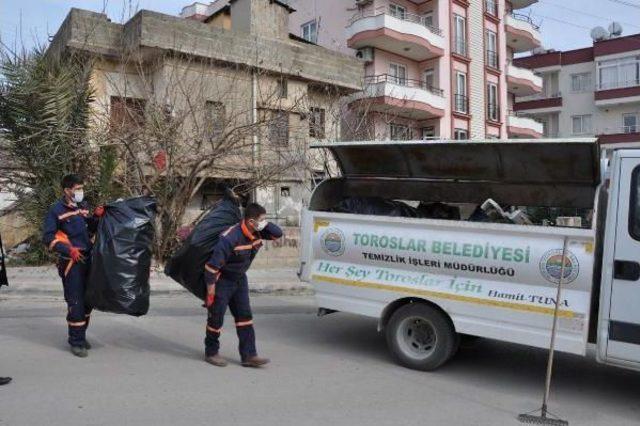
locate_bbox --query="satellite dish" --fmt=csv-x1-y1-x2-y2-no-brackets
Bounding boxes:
590,26,609,41
608,22,623,37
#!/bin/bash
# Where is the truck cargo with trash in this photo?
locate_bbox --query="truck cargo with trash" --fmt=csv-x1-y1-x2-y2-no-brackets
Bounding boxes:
298,139,640,373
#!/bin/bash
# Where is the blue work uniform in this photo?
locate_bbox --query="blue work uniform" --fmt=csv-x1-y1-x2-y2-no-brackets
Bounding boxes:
203,220,283,359
42,198,98,347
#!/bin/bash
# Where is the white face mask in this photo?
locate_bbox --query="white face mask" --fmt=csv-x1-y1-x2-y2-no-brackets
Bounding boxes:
254,219,268,231
72,190,84,204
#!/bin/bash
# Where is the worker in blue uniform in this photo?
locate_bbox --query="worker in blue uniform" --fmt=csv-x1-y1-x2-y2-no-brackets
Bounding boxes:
42,174,104,358
203,202,282,368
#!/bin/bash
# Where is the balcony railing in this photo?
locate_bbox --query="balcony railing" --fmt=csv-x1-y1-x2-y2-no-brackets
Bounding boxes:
487,103,500,122
453,38,467,56
485,0,498,16
454,94,469,114
486,50,499,69
508,110,544,122
524,91,562,100
597,79,640,91
509,13,541,30
599,124,640,134
350,7,443,36
364,74,445,96
387,8,443,35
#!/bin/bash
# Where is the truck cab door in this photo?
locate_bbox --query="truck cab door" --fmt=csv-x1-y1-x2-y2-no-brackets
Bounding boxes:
602,155,640,367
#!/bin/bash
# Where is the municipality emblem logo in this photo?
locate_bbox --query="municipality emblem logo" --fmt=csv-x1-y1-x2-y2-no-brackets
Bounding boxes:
321,228,345,256
539,249,579,284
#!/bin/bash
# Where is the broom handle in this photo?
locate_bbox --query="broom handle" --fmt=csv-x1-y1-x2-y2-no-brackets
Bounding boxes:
542,236,569,416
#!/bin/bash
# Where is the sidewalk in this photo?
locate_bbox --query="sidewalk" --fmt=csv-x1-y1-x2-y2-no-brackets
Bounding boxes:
2,265,310,296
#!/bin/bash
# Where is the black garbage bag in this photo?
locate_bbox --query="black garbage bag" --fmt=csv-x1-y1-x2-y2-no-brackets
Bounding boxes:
164,195,241,300
332,197,418,217
0,232,8,288
417,202,461,220
86,196,157,316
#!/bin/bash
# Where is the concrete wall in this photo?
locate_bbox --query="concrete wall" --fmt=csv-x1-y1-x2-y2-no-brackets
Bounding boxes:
252,226,300,267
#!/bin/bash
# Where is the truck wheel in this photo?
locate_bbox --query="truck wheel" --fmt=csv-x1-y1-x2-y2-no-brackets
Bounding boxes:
385,303,456,371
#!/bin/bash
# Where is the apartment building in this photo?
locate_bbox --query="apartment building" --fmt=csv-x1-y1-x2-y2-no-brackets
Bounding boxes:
514,33,640,146
288,0,545,140
48,0,362,225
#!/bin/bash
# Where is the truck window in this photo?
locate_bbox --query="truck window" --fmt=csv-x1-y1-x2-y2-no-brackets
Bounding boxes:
630,166,640,240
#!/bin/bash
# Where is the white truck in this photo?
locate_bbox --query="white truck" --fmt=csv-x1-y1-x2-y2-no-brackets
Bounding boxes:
298,139,640,372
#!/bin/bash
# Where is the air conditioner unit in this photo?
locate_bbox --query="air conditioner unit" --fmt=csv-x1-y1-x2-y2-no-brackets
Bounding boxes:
356,47,374,62
355,0,373,6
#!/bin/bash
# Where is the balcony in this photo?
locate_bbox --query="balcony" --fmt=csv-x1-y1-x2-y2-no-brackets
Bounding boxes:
597,124,640,145
507,112,543,138
595,80,640,107
514,92,562,112
510,0,539,9
505,13,542,52
346,9,445,61
507,62,543,96
351,74,446,120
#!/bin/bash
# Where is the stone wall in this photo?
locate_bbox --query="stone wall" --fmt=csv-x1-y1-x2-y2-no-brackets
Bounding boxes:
0,210,32,249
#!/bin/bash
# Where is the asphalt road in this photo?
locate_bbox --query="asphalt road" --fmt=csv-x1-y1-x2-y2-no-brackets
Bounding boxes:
1,294,639,426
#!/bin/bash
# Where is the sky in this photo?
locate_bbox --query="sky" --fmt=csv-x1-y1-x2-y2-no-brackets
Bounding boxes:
1,0,640,54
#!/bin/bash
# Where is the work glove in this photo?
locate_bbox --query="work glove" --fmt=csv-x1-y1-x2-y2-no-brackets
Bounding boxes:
93,206,105,217
69,247,84,263
205,284,216,308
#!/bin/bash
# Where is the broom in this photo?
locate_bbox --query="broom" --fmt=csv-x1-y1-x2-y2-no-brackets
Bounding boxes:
518,236,569,426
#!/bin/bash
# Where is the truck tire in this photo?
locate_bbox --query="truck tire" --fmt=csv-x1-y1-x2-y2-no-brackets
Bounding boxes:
385,303,457,371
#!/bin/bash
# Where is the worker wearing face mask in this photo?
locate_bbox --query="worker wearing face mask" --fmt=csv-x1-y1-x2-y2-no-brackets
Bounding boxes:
42,174,105,357
203,201,282,368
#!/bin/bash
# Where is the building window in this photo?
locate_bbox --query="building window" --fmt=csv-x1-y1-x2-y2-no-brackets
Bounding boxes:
389,3,407,20
571,73,592,92
390,123,412,140
277,78,288,98
421,126,437,140
301,20,317,43
623,113,639,134
309,107,326,138
630,166,640,240
454,128,468,140
597,56,640,90
205,101,225,142
485,30,498,69
389,63,407,86
453,14,467,56
454,72,468,114
571,114,592,135
109,97,145,133
269,110,289,146
423,11,434,28
280,186,291,198
487,83,499,122
485,0,498,16
423,68,436,91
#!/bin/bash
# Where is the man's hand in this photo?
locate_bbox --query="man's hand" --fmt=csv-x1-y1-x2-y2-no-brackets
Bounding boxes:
93,206,105,217
69,247,84,263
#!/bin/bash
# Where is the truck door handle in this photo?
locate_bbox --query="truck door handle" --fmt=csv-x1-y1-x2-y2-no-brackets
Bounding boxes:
614,260,640,281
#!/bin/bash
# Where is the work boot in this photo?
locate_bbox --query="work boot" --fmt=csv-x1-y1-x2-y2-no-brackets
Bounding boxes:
241,356,270,368
84,340,92,350
205,354,228,367
0,377,11,386
70,346,88,358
